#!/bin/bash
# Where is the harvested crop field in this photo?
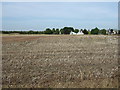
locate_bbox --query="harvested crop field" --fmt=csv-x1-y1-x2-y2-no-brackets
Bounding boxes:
2,35,119,88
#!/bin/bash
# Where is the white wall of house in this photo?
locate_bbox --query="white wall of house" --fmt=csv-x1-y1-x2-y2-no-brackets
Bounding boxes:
77,30,84,35
107,29,118,35
70,30,84,35
70,31,77,35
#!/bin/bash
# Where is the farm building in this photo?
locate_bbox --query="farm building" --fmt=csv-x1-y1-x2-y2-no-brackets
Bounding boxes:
70,31,77,35
70,30,84,35
106,29,118,35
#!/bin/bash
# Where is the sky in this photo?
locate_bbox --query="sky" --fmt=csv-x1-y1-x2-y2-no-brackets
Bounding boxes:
2,2,118,31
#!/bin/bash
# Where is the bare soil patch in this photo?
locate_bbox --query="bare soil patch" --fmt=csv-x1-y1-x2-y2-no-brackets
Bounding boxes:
2,35,119,88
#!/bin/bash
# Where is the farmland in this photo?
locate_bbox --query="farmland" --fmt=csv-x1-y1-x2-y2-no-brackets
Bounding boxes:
2,35,119,88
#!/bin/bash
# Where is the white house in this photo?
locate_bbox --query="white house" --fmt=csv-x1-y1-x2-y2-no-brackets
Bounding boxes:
77,30,84,35
70,31,77,35
70,30,84,35
106,29,118,35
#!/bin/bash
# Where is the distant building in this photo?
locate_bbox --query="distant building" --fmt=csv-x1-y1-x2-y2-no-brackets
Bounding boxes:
106,29,118,35
70,30,84,35
77,30,84,35
70,31,77,35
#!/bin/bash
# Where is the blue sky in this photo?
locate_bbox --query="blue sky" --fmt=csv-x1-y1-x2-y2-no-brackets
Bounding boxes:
2,2,118,31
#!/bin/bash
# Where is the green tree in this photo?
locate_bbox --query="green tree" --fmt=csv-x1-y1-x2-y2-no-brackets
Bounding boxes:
74,29,79,33
55,29,59,34
118,30,120,34
99,29,106,35
28,30,34,34
91,27,99,35
88,30,91,34
52,28,56,34
62,27,74,34
60,29,64,34
44,28,53,34
2,31,10,34
83,29,88,34
52,28,59,34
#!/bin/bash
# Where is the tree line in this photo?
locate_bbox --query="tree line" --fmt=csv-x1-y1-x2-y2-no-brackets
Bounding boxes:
1,27,120,35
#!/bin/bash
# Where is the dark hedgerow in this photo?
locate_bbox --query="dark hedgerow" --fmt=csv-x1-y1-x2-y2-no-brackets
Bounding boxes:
1,27,119,35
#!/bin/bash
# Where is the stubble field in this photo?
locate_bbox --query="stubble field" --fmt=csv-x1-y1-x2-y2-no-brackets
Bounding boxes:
2,35,119,88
